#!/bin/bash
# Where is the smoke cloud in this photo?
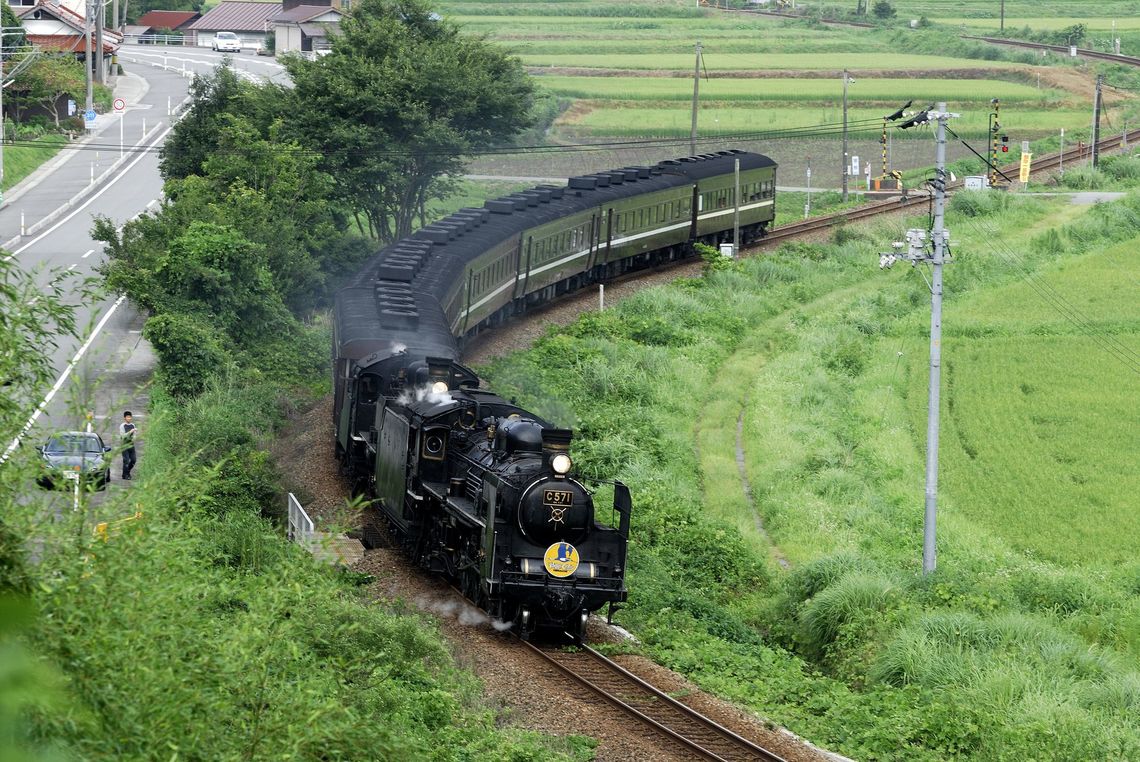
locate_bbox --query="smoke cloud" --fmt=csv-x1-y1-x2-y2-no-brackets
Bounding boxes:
414,595,513,632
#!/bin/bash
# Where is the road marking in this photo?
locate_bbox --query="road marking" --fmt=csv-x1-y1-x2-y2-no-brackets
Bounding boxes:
2,295,127,463
66,264,76,272
7,124,174,260
146,199,158,209
82,249,95,259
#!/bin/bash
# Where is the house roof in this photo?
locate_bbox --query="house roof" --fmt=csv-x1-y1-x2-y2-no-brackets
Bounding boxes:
15,1,122,52
274,5,342,23
136,10,200,30
188,1,281,32
298,22,341,37
28,34,119,55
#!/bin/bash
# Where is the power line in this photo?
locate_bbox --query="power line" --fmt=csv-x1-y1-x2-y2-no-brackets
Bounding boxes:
1,116,889,161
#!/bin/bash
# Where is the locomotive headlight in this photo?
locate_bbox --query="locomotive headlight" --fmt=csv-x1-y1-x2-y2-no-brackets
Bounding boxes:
431,381,448,394
551,453,572,475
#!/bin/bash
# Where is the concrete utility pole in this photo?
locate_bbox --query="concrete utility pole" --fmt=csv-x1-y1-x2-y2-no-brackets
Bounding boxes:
1091,74,1104,168
690,41,702,155
841,69,851,202
95,0,105,85
878,102,958,575
85,0,94,112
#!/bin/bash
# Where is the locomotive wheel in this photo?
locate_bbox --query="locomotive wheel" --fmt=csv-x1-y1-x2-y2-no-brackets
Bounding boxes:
518,606,533,641
571,609,589,644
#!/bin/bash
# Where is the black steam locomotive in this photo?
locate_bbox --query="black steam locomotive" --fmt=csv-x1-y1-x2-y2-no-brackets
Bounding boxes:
333,150,778,638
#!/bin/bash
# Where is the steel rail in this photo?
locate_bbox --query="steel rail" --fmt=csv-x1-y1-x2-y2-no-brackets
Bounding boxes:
964,36,1140,67
521,638,786,762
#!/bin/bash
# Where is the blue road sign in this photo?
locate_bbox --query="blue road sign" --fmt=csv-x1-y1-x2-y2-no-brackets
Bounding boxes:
84,109,96,122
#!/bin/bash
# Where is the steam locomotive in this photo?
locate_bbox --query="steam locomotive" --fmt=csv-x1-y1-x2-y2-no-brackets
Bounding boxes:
333,150,778,639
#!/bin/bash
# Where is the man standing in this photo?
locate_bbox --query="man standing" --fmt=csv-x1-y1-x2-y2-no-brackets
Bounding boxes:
119,411,137,480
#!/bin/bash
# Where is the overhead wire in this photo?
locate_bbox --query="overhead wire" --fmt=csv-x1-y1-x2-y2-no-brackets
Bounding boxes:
1,116,889,160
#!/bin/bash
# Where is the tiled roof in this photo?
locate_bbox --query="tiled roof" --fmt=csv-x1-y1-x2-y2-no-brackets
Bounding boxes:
136,10,200,30
188,1,281,32
274,5,342,23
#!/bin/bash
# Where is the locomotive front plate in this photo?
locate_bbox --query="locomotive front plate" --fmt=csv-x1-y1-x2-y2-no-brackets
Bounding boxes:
543,489,574,507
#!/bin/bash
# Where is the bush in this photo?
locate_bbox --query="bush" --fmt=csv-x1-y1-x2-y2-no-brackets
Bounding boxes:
143,312,230,398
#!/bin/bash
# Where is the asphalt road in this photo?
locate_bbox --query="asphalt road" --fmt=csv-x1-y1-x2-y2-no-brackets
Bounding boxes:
2,48,273,504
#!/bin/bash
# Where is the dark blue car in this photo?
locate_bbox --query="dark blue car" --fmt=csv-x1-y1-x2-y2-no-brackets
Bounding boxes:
36,432,112,491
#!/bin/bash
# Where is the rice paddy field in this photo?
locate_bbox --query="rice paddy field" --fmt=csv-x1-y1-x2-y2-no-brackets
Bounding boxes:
441,0,1134,186
440,3,1140,758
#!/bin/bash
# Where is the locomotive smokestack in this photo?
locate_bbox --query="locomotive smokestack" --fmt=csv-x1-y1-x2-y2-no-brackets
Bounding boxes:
542,428,574,477
541,428,573,454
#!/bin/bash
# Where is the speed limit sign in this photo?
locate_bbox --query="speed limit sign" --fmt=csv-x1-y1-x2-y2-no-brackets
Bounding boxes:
113,98,126,113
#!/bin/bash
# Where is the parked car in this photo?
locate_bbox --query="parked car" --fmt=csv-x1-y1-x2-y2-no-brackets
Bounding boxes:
36,432,112,491
212,31,241,52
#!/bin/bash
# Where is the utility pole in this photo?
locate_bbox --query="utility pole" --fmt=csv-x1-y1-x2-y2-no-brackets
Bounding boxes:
1091,74,1104,168
1000,0,1005,32
841,69,850,202
85,0,94,113
878,102,958,575
95,0,105,85
690,41,702,155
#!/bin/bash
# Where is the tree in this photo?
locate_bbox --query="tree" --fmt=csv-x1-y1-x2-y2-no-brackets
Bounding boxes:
14,55,85,128
283,0,535,242
872,0,895,19
159,65,281,180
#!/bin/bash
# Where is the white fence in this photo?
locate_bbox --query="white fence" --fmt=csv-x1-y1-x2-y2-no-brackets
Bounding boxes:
287,492,315,547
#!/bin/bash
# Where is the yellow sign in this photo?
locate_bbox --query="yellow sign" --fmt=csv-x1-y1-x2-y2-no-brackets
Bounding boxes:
1019,153,1033,183
543,542,580,578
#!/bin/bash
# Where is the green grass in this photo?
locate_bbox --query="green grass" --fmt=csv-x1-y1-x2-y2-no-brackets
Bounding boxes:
556,105,1093,137
917,240,1139,568
535,75,1060,103
519,52,1025,71
936,16,1140,31
2,134,67,193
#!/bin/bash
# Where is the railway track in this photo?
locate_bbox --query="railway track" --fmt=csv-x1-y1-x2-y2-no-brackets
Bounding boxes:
521,638,786,762
964,36,1140,68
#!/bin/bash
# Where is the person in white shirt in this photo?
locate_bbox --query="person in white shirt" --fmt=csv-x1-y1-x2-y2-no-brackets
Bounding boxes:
119,411,137,480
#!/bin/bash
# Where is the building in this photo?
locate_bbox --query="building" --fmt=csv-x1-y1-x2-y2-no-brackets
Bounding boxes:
11,0,120,78
273,4,342,56
186,1,281,50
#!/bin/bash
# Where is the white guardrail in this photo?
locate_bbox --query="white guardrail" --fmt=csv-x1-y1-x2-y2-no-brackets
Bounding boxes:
287,492,315,547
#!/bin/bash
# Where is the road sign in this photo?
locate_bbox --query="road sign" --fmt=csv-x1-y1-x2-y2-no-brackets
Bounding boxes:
851,155,860,175
1019,153,1033,183
84,109,97,129
113,98,126,113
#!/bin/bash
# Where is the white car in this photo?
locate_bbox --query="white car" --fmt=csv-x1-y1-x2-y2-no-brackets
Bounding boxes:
212,32,241,53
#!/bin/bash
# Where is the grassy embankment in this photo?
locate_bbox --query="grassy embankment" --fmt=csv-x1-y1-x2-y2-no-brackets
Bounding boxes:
2,134,68,192
479,179,1140,759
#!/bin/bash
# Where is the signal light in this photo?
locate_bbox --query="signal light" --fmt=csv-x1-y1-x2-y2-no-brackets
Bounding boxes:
1001,145,1009,152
